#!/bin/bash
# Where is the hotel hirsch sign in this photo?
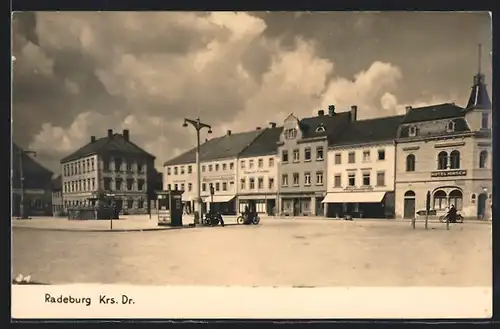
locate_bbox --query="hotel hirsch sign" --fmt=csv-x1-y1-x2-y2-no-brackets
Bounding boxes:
430,170,467,178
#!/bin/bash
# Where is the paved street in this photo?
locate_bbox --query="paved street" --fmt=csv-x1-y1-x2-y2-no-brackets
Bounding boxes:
12,219,491,287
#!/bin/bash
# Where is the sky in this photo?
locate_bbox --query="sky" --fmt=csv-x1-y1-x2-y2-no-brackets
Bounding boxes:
12,11,492,174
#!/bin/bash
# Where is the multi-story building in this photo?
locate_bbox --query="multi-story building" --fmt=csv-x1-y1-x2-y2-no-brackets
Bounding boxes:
395,70,492,219
51,174,64,215
323,115,404,218
237,124,282,215
163,128,263,216
12,143,54,217
277,105,351,216
60,129,156,214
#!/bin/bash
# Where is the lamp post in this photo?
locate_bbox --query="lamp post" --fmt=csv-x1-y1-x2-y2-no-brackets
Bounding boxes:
182,117,212,225
16,148,37,219
105,193,116,230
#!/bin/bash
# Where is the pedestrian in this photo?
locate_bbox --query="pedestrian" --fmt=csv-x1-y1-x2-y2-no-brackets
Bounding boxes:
448,204,457,223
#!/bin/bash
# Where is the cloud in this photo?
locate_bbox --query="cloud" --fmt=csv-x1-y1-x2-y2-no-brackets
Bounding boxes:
12,12,490,173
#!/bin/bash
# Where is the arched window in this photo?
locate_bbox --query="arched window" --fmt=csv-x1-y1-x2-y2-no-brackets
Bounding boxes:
406,154,415,172
433,190,447,210
404,190,415,197
449,189,463,210
315,126,326,133
450,150,460,169
479,150,488,168
437,151,448,170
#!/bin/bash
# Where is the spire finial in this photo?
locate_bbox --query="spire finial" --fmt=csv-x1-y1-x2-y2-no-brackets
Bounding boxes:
478,43,482,75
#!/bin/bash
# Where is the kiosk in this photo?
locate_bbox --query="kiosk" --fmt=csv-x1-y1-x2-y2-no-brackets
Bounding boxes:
157,190,183,227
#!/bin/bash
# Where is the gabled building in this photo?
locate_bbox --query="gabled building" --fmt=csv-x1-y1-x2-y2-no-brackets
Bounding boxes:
12,143,54,217
60,129,156,214
237,123,283,215
277,105,351,216
323,114,405,218
395,70,492,219
163,128,263,216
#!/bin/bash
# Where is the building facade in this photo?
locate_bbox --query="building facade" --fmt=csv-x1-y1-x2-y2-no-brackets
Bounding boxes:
395,72,492,219
237,125,282,215
323,115,404,218
61,129,156,214
277,106,351,216
51,175,64,215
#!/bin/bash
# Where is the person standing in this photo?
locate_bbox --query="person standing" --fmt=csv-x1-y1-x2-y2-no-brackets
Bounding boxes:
448,204,457,223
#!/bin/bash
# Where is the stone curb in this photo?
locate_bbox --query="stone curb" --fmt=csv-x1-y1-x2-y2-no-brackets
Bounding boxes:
12,223,242,233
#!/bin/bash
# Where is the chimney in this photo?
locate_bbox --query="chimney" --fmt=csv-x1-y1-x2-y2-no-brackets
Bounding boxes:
107,129,113,138
269,122,277,128
227,130,232,136
256,126,261,130
405,106,412,114
318,110,325,116
90,136,96,143
123,129,130,141
328,105,335,116
350,105,358,122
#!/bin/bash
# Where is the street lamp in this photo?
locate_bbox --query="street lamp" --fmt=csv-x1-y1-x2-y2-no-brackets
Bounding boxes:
16,148,37,219
182,117,212,225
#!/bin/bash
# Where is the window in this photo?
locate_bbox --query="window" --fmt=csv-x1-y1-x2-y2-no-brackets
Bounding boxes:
138,179,145,191
293,149,300,162
362,172,370,186
334,174,341,187
481,112,489,129
115,179,122,191
115,159,122,171
249,160,254,169
87,178,91,191
304,172,311,186
208,165,213,172
268,178,274,189
202,183,206,192
180,166,185,174
222,182,227,191
126,161,132,172
92,178,95,190
348,173,356,186
215,182,220,191
447,121,455,132
258,177,264,189
174,167,178,175
409,126,417,137
174,184,178,190
376,172,385,186
240,160,245,169
222,163,227,171
127,179,133,191
258,159,263,168
269,157,274,167
293,173,300,186
433,190,447,210
137,163,145,173
285,128,297,139
181,183,185,191
215,164,220,171
479,150,488,168
82,161,86,173
138,199,144,209
240,179,245,190
378,149,385,160
316,146,324,161
437,151,448,170
167,184,172,190
282,150,289,163
229,162,234,170
348,152,355,164
188,165,192,174
406,154,416,172
315,125,325,133
334,153,341,165
202,165,206,172
188,183,192,192
167,167,171,175
316,171,324,185
304,148,311,161
249,178,255,189
127,199,134,209
91,159,95,171
450,150,460,169
363,150,370,162
230,181,234,186
282,174,288,187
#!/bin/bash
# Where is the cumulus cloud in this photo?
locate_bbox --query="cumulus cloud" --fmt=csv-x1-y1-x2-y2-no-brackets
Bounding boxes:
12,12,491,173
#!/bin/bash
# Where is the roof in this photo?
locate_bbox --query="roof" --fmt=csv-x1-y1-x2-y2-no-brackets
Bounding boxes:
239,126,283,158
331,115,405,147
12,143,54,176
399,117,470,138
465,73,491,110
402,103,465,124
164,129,263,166
61,133,156,163
298,111,352,143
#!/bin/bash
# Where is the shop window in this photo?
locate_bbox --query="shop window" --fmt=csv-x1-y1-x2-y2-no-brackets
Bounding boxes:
433,190,447,210
449,189,463,210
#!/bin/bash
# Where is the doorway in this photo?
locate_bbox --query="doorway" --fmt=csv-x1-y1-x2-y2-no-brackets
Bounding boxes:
293,198,300,216
477,193,487,220
403,190,416,219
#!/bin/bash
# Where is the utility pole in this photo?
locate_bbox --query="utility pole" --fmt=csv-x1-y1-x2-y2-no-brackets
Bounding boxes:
183,117,212,225
17,148,37,219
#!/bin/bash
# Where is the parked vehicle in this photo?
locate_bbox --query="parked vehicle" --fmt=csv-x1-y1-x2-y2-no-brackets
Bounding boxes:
439,213,464,223
237,212,260,225
202,211,225,227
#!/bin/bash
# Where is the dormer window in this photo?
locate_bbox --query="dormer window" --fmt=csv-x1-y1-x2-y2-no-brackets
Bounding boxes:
315,125,325,133
447,121,456,132
284,128,297,139
409,125,417,137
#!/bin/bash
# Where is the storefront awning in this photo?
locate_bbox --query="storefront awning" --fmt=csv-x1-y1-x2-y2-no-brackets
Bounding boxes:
207,195,236,203
322,192,386,203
